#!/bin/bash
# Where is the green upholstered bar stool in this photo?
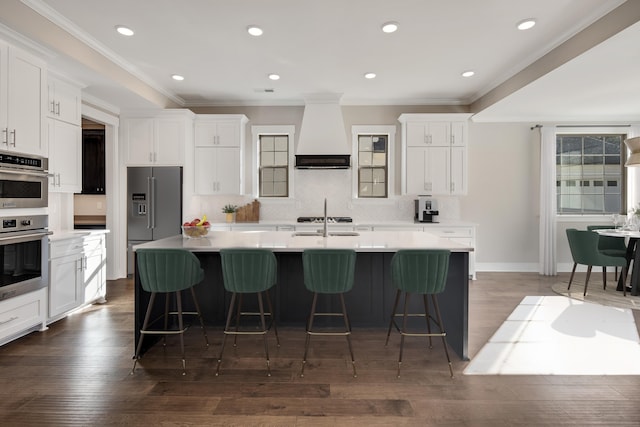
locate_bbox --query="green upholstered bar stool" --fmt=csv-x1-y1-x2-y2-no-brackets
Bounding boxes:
216,248,279,377
300,249,357,378
131,248,209,375
385,249,453,378
566,228,628,296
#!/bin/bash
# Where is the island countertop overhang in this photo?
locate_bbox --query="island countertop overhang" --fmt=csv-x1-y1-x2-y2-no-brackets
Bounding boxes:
132,230,474,253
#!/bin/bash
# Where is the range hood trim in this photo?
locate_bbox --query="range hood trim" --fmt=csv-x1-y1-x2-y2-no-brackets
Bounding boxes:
295,154,351,169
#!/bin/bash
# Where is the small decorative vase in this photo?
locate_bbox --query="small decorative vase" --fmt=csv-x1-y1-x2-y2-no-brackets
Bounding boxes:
225,213,234,223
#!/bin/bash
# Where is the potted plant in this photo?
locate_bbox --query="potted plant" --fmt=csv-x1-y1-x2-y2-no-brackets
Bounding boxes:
222,204,238,223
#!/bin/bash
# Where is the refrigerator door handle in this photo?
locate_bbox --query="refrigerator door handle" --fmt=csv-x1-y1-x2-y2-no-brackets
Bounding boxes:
146,176,152,229
150,176,157,229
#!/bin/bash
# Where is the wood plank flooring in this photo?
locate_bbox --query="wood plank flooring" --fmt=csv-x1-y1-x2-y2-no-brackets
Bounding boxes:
1,272,639,426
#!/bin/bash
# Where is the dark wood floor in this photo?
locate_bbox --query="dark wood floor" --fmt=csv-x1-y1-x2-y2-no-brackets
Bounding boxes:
1,272,639,426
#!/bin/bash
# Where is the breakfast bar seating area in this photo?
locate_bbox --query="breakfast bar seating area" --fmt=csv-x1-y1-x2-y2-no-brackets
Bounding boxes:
132,230,472,368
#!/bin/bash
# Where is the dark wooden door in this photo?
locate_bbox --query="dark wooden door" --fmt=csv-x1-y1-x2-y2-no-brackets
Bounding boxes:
82,129,106,194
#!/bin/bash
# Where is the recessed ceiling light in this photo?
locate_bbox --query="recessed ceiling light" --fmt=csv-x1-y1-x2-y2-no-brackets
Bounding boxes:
115,25,134,36
517,18,536,30
461,71,475,78
381,21,399,33
268,73,280,80
247,25,263,36
364,72,376,79
171,74,184,81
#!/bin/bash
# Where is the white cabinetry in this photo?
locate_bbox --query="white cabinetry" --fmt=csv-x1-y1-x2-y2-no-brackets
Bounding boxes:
48,233,107,323
49,237,84,320
47,76,81,125
399,114,470,196
0,41,46,156
424,224,476,279
47,118,81,193
82,234,107,305
194,114,248,195
122,110,194,166
0,288,47,346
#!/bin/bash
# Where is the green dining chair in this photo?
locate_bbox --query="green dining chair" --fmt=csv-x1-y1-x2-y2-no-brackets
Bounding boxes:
565,228,628,296
217,248,279,377
385,249,453,378
300,249,357,378
586,225,628,280
131,248,209,375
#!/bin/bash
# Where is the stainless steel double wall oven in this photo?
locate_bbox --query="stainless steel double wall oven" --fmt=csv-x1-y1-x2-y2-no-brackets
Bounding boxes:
0,150,50,301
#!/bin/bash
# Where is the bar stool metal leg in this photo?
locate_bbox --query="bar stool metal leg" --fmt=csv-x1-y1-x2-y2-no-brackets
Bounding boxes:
300,293,318,378
432,295,454,378
339,293,357,378
131,292,157,374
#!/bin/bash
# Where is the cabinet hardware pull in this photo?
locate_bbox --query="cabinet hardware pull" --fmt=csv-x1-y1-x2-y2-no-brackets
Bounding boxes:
55,102,60,116
50,101,56,114
2,128,6,145
10,129,16,146
0,316,19,326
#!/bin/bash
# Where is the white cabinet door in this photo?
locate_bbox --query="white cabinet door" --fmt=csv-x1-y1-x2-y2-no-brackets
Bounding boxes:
194,147,241,194
47,77,81,125
123,115,190,165
83,237,106,305
123,118,155,164
194,116,245,147
155,117,186,165
406,121,450,146
48,119,81,193
49,252,83,319
450,121,467,147
406,146,449,195
195,121,240,147
3,45,46,156
450,146,467,195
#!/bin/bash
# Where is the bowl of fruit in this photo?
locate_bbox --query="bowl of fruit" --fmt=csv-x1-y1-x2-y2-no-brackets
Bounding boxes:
182,215,211,238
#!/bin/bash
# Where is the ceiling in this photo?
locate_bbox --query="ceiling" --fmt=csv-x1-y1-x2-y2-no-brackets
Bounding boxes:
2,0,639,122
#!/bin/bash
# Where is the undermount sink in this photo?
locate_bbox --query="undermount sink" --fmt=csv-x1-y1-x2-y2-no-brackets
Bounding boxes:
291,231,360,237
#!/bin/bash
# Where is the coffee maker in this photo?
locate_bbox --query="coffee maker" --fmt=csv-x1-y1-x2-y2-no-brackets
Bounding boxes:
415,196,439,223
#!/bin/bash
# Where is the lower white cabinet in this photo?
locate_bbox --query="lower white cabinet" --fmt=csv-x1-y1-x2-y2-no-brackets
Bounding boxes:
48,233,107,323
0,288,47,346
424,225,476,279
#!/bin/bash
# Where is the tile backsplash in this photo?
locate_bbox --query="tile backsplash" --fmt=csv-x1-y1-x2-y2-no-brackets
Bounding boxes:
187,169,461,223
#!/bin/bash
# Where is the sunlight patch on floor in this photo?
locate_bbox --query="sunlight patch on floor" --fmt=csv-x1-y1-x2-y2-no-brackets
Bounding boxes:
464,296,640,375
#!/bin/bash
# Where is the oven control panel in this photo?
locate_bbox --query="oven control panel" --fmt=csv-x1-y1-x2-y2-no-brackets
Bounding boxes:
0,215,48,232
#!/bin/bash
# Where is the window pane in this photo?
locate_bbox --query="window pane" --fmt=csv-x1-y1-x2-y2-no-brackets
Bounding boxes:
357,133,388,198
556,133,625,215
259,134,289,198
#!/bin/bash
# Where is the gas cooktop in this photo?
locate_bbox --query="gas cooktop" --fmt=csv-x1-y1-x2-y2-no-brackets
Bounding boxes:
297,216,353,224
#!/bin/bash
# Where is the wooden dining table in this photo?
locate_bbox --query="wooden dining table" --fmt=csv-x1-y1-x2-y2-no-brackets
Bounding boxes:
594,229,640,296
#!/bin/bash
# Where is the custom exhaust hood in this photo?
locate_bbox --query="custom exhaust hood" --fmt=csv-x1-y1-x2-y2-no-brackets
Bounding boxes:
295,94,351,169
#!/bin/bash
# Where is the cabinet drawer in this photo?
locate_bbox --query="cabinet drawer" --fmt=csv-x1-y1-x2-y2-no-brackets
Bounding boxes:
81,235,104,253
50,238,84,258
425,227,472,238
0,289,45,340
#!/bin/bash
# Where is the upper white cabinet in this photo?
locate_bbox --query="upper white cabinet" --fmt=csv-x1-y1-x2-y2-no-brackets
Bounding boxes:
399,113,471,196
193,114,248,195
195,116,245,147
48,118,81,193
0,41,46,156
122,109,194,166
47,76,81,125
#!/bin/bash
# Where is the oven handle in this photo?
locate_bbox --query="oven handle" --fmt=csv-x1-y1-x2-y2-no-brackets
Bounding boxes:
0,168,49,178
0,231,52,245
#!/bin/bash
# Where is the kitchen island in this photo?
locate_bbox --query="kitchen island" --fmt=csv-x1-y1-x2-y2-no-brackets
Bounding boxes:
132,230,472,359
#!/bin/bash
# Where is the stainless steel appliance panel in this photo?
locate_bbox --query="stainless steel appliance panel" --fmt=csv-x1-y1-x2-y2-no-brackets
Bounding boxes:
0,150,49,209
127,167,182,275
0,215,50,301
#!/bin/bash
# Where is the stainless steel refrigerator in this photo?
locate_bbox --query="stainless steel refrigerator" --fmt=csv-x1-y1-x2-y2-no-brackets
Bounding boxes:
127,166,182,275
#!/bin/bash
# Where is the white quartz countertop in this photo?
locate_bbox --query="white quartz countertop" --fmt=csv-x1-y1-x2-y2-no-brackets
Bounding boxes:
48,229,110,242
211,219,476,227
133,230,474,253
